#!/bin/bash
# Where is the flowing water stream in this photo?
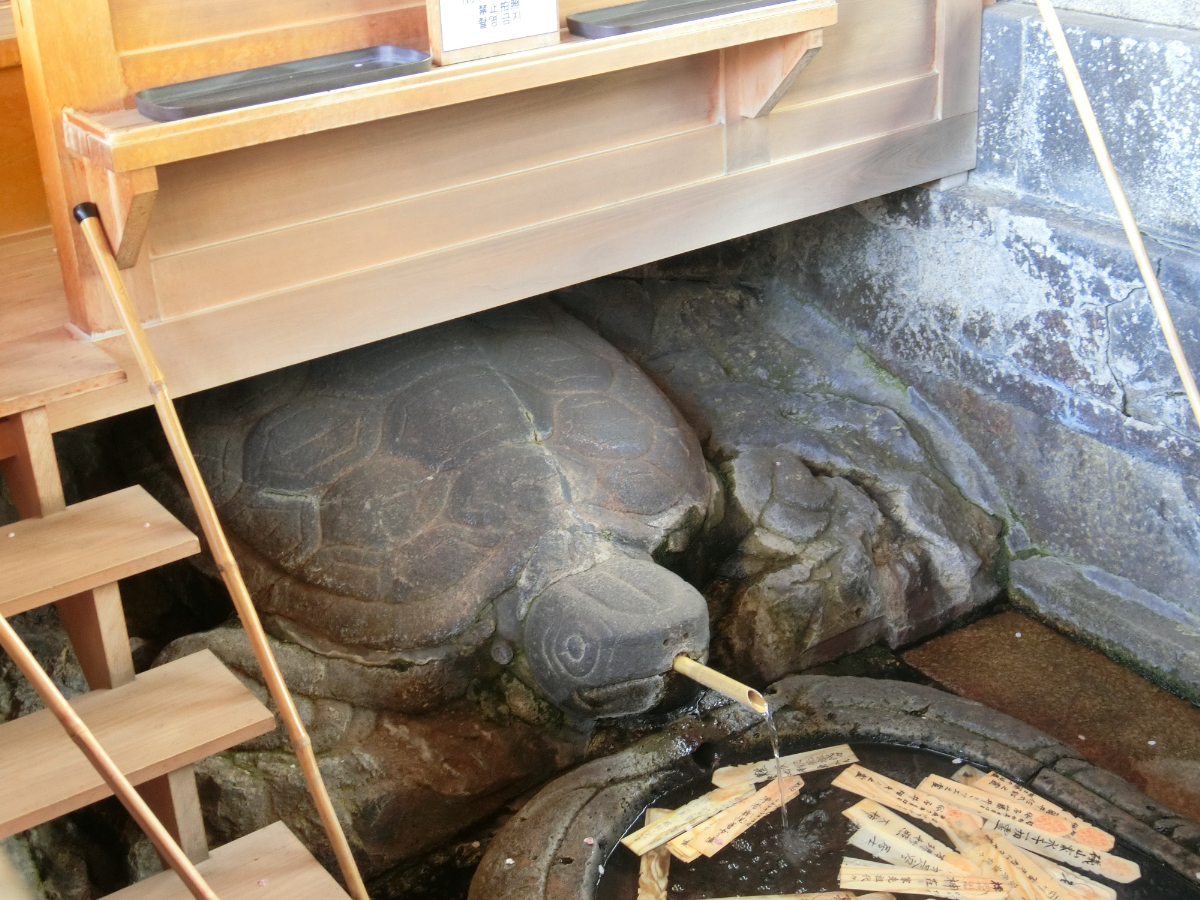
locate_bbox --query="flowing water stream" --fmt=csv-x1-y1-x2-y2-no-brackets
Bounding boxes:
762,705,788,830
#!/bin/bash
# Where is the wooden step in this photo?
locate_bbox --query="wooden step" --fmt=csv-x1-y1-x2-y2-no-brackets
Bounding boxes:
0,327,127,419
0,228,125,419
0,485,199,618
0,649,274,837
107,821,351,900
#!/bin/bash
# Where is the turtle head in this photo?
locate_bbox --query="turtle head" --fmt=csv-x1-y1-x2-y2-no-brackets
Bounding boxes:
520,557,709,718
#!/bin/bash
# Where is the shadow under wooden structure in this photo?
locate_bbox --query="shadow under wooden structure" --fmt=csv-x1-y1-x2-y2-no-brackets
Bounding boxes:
0,0,986,894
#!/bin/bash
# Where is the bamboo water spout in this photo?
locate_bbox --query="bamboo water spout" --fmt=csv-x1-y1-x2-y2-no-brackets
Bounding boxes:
673,655,768,714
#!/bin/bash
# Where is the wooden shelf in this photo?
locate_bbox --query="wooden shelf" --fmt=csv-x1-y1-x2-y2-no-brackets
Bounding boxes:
0,485,199,618
0,649,274,838
109,821,351,900
63,0,836,173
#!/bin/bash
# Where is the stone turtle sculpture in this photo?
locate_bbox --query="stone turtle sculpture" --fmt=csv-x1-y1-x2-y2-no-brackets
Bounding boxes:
167,299,714,718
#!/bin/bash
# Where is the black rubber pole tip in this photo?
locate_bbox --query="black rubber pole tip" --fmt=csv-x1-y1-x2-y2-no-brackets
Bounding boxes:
73,202,100,223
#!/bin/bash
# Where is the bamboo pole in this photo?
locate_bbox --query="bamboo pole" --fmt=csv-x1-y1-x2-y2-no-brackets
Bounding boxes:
1033,0,1200,432
0,614,218,900
673,655,767,713
74,204,370,900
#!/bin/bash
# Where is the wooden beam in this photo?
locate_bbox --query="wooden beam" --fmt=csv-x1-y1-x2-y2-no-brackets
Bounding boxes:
935,0,983,120
138,766,209,864
79,160,158,269
13,0,131,332
0,417,15,461
0,405,64,518
721,27,820,172
55,582,135,690
48,112,977,432
735,27,822,119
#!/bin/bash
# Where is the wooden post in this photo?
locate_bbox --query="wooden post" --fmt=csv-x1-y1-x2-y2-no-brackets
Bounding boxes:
12,0,130,333
138,765,209,863
74,203,370,900
1034,0,1200,432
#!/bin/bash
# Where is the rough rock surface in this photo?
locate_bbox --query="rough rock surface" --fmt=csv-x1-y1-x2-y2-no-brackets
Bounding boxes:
555,277,1005,683
981,5,1200,246
1009,556,1200,696
1050,0,1199,30
125,299,718,877
584,1,1200,698
137,299,712,670
157,627,584,879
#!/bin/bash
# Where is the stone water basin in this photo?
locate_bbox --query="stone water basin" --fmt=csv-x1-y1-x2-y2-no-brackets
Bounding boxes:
469,676,1200,900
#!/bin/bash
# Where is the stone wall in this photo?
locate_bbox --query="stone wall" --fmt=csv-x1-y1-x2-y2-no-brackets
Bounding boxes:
1053,0,1199,30
729,1,1200,696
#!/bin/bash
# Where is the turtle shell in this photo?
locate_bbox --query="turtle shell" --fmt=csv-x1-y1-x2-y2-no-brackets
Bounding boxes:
183,300,712,663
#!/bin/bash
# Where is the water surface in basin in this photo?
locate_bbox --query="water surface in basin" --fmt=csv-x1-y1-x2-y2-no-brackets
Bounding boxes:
596,743,1200,900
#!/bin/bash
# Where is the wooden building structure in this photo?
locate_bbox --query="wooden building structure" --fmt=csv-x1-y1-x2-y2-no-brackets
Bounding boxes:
0,0,985,894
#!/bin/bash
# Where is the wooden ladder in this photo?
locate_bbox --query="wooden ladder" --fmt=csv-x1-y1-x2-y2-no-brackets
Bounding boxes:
0,381,352,896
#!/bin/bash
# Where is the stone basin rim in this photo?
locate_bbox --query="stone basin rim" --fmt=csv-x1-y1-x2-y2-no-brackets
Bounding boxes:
468,674,1200,899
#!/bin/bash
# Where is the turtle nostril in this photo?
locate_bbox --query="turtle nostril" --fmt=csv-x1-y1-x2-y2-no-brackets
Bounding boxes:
662,638,670,647
692,742,720,769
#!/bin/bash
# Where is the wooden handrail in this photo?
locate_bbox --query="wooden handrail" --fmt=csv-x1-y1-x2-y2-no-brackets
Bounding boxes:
0,613,218,900
74,204,370,900
1034,0,1200,432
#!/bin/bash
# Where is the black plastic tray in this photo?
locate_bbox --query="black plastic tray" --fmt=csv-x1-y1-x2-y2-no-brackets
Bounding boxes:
134,46,432,122
567,0,794,37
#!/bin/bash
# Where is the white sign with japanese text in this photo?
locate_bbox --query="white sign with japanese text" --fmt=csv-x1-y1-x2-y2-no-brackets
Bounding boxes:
438,0,559,53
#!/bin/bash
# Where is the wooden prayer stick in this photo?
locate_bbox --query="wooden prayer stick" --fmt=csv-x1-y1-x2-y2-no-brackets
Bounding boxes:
0,614,217,900
1033,0,1200,431
637,809,671,900
75,205,369,900
712,744,857,787
623,784,753,855
673,655,767,713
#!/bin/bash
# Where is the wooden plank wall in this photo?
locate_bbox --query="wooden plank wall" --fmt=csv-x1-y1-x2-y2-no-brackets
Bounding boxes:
37,0,981,430
146,57,721,320
0,1,50,239
771,0,939,156
111,0,430,93
139,0,962,327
